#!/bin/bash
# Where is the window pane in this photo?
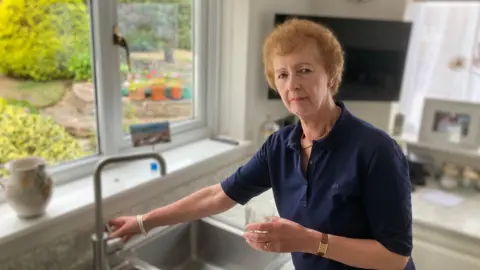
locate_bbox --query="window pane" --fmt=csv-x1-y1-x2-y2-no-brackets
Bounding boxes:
117,0,194,133
0,1,97,175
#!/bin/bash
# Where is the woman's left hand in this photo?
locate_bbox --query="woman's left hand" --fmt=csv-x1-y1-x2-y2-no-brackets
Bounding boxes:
244,217,315,253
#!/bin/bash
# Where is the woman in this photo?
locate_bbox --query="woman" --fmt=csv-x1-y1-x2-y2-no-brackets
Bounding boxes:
109,18,414,270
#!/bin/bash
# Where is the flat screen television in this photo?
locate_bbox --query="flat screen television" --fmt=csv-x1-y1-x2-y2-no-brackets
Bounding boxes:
268,14,413,101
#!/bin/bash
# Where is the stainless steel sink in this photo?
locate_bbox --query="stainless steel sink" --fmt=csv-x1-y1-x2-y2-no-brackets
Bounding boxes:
111,258,162,270
129,217,290,270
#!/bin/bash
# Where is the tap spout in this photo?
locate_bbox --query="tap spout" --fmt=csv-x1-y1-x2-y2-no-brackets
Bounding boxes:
93,152,167,270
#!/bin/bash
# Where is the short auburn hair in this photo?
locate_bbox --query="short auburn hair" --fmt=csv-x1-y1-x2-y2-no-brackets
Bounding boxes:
263,18,344,95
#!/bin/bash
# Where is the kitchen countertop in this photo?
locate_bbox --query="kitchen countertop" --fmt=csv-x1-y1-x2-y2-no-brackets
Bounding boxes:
214,185,480,240
211,185,480,269
410,185,480,240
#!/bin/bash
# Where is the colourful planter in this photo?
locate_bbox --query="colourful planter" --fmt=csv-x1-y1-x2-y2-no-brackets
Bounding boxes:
121,87,129,97
182,87,192,99
170,87,183,100
128,87,146,101
151,85,167,101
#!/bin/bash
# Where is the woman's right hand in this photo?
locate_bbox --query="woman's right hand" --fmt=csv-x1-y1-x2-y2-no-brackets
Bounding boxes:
108,216,141,242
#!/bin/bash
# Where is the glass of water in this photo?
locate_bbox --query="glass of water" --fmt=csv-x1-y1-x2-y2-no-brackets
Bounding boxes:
245,200,276,227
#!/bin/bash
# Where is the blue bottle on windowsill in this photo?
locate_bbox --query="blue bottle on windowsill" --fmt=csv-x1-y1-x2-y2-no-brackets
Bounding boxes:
150,162,159,177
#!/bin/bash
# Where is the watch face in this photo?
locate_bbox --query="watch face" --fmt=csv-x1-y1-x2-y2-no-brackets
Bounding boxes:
317,243,328,257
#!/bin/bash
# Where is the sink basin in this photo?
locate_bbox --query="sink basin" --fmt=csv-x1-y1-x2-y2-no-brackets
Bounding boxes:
129,217,290,270
111,259,162,270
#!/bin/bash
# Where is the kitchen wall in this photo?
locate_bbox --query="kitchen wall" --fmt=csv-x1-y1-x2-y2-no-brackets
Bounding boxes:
0,158,249,270
0,1,415,267
218,0,411,145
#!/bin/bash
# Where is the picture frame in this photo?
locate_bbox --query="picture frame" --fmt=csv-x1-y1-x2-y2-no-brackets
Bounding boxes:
473,42,480,73
129,121,171,147
419,98,480,150
472,24,480,74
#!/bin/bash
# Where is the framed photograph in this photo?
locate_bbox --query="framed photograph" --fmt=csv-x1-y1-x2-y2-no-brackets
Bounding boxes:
472,24,480,74
129,121,171,147
473,42,480,73
419,98,480,150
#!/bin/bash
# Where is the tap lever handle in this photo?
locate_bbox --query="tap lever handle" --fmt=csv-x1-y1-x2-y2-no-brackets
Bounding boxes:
104,223,124,254
105,223,114,234
106,237,124,255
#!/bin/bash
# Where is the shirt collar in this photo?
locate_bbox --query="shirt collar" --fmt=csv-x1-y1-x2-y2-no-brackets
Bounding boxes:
287,101,351,150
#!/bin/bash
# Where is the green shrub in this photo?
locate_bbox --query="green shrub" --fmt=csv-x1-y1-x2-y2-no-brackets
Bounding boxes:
0,98,86,176
118,0,191,50
177,2,191,51
125,28,165,52
0,0,91,81
66,49,92,82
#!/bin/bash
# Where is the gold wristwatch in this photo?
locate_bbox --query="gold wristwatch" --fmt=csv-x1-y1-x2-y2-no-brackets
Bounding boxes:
316,233,329,257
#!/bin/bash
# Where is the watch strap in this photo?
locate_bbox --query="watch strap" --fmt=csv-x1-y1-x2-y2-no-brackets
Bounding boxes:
316,233,329,257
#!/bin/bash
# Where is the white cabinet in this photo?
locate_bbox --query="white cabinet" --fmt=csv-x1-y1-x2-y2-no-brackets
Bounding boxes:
413,223,480,270
413,238,480,270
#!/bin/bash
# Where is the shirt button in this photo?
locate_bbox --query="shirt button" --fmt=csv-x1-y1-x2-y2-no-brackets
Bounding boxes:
309,161,313,165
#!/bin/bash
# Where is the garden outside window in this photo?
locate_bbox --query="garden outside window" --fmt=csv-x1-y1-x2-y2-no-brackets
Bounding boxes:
0,0,219,200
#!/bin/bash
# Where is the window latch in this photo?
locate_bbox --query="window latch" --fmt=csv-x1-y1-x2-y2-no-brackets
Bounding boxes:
113,26,131,72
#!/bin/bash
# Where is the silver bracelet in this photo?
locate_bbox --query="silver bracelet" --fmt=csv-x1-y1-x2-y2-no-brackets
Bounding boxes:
136,215,147,235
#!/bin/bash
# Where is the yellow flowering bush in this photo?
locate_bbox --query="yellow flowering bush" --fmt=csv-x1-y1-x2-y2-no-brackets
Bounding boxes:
0,98,85,175
0,0,91,81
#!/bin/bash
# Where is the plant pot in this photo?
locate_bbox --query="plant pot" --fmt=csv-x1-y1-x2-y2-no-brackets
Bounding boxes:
170,87,183,100
129,87,146,101
151,85,167,101
1,157,53,219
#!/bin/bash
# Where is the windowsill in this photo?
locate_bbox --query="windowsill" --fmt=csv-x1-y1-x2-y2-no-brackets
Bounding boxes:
0,138,252,259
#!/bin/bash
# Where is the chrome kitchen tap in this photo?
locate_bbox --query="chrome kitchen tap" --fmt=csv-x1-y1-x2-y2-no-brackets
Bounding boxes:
92,152,167,270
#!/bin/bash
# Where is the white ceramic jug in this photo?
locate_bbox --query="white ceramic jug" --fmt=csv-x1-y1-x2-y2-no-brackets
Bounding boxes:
0,157,53,218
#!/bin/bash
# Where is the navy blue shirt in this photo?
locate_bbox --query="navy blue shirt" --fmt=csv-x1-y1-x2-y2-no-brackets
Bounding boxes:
221,102,414,270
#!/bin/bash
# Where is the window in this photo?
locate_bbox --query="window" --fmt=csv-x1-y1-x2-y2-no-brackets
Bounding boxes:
0,0,218,191
0,1,98,176
399,2,480,138
115,0,215,150
117,0,196,137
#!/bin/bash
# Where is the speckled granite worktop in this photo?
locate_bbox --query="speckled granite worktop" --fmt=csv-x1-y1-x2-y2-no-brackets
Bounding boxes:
216,187,480,240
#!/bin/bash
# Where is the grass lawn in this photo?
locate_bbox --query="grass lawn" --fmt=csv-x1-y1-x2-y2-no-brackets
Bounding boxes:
0,77,67,108
16,81,67,107
0,49,192,110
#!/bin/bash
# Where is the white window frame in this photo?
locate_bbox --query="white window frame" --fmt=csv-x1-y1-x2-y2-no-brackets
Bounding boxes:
0,0,221,199
117,0,218,152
